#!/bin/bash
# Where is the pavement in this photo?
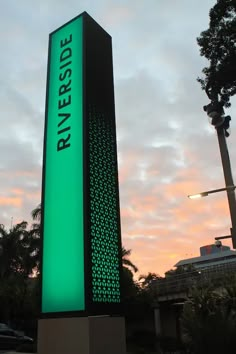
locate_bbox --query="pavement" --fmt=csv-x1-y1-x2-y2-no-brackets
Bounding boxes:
0,352,30,354
0,352,31,354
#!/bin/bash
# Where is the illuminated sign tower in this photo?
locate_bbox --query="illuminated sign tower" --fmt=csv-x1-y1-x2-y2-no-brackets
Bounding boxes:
41,12,122,316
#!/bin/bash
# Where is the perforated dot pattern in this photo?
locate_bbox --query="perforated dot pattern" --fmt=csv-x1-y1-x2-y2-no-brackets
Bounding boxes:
89,105,121,303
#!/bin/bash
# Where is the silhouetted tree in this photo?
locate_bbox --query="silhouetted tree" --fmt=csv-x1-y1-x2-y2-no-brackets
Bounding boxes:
197,0,236,107
31,203,41,241
182,276,236,354
0,222,40,322
139,272,162,291
136,272,162,306
0,222,38,278
122,246,138,273
31,204,41,223
165,264,197,277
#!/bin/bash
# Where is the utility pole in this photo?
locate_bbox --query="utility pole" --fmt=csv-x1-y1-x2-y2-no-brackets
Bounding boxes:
217,127,236,248
204,101,236,248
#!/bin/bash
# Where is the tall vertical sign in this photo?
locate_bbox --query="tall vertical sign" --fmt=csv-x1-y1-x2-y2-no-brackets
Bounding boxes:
41,12,122,316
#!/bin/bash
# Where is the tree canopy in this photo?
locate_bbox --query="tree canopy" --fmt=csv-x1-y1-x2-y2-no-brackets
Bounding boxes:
197,0,236,107
121,246,138,273
0,222,39,279
0,221,40,323
182,276,236,354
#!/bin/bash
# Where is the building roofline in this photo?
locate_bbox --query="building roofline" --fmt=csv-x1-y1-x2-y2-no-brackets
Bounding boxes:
175,250,236,268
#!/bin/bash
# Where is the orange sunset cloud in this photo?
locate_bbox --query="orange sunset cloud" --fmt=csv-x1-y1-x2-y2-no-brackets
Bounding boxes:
0,197,22,207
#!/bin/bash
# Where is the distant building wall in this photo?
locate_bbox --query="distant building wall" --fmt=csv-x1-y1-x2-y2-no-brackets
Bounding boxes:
200,244,230,256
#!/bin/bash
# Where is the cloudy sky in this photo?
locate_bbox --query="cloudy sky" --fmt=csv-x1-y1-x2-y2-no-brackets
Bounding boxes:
1,0,236,276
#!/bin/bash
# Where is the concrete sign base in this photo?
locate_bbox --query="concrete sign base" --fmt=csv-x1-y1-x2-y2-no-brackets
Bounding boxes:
38,316,126,354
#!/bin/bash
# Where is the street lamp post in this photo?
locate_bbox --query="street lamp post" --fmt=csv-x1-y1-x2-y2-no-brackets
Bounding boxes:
217,126,236,248
203,101,236,248
188,185,236,199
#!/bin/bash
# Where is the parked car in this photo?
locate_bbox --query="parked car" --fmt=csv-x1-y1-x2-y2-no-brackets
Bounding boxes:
0,323,33,351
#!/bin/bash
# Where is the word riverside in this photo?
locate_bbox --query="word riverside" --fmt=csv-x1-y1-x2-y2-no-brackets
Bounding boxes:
57,34,72,152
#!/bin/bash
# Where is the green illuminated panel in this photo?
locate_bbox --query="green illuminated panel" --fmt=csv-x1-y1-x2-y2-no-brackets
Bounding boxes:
42,16,84,313
89,105,121,303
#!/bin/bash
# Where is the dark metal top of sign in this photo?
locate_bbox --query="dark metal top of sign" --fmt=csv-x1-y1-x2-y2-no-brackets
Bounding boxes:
50,11,111,38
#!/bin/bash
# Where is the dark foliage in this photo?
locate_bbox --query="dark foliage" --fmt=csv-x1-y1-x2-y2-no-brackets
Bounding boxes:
181,277,236,354
0,221,40,326
197,0,236,107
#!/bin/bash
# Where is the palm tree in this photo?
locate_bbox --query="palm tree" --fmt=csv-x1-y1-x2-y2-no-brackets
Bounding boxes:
31,203,41,238
139,272,161,288
30,204,42,270
31,203,41,222
122,246,138,273
121,247,139,302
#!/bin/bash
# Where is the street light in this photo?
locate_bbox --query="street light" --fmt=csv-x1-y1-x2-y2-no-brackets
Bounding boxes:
195,99,236,248
188,186,236,199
